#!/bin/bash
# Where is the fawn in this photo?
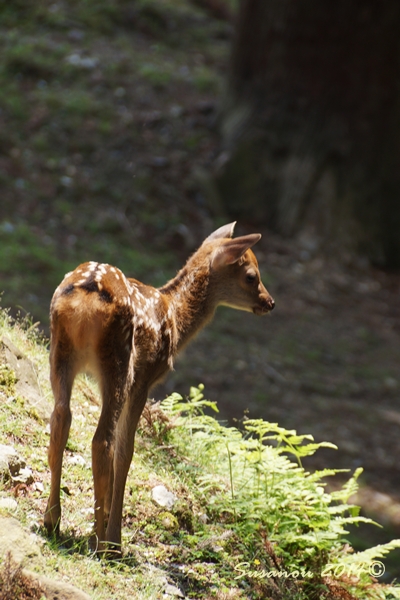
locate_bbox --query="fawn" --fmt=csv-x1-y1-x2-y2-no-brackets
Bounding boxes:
44,222,274,553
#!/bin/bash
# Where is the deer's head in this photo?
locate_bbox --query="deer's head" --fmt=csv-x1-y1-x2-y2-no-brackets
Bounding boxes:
204,222,275,315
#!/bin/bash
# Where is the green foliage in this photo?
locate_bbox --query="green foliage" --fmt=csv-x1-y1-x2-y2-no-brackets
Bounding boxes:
0,364,17,395
0,0,234,326
0,222,58,274
193,66,220,92
2,38,66,79
161,386,400,598
139,63,172,89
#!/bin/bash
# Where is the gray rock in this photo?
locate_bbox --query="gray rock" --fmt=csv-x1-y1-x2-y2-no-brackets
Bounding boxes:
0,496,18,511
143,563,168,585
142,564,185,598
0,443,33,484
1,336,52,421
0,444,23,480
151,485,177,509
67,454,87,467
0,517,92,599
165,582,185,597
0,516,41,564
12,466,34,485
25,570,92,600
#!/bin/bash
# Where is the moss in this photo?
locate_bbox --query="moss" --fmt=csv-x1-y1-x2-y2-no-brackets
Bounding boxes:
173,499,195,533
158,511,179,532
0,364,17,396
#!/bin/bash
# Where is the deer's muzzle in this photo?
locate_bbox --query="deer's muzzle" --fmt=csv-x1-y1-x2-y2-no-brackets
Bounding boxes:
253,293,275,315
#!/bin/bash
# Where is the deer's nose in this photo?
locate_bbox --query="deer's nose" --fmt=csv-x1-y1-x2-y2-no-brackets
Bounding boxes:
257,282,275,312
262,294,274,311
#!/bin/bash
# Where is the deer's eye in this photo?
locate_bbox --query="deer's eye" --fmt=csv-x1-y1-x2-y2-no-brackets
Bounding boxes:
246,273,257,284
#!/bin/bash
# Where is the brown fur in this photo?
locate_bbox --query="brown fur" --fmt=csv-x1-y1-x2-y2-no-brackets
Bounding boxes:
44,223,274,553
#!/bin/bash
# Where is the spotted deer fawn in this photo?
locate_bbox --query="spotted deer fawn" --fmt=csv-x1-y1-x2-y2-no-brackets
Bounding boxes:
44,222,274,553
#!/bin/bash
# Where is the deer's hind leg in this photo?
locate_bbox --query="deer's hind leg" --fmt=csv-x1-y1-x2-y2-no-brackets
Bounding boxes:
44,339,76,535
91,347,131,553
105,384,148,553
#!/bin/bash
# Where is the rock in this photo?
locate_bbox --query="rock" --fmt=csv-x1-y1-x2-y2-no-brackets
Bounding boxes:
142,564,184,598
384,376,398,391
25,570,92,600
1,336,52,421
0,517,92,599
33,481,44,492
164,582,184,597
143,563,168,586
151,485,177,509
65,53,98,69
12,466,34,485
0,517,41,564
170,104,184,118
0,497,18,511
0,443,34,484
66,454,87,467
0,444,21,480
198,512,208,524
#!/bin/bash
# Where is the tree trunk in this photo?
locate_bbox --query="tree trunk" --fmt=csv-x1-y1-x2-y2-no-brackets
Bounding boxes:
215,0,400,266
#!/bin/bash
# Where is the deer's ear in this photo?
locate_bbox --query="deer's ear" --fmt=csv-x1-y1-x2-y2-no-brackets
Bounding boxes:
204,222,236,242
211,234,261,269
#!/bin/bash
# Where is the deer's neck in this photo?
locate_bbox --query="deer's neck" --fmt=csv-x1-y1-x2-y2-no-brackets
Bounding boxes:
159,258,215,351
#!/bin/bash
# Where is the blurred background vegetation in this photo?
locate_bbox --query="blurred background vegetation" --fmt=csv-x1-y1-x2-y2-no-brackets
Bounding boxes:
0,0,238,323
1,0,400,577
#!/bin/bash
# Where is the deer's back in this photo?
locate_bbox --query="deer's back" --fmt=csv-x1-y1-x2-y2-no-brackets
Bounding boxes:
50,262,173,380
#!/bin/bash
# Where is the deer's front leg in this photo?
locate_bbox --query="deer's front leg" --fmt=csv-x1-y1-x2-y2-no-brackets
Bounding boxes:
105,387,148,554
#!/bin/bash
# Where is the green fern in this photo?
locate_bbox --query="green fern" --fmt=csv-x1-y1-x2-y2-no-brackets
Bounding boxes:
161,386,400,598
